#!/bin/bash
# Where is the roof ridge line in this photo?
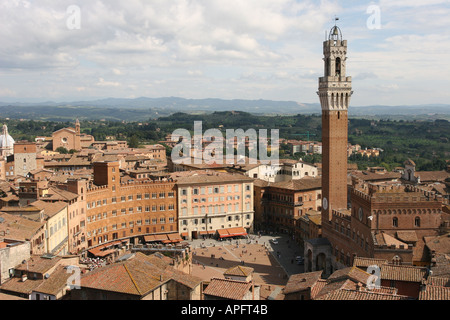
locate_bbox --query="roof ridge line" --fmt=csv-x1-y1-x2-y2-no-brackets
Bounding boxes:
124,264,142,296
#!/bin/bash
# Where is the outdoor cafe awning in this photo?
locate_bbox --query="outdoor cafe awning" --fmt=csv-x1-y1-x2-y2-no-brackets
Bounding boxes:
144,233,183,244
88,241,122,257
217,227,248,238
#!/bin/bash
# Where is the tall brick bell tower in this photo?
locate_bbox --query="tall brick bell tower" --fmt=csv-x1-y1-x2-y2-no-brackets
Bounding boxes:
318,24,353,224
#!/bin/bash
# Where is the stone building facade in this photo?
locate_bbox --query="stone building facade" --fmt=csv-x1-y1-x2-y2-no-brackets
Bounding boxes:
171,170,254,240
13,141,37,178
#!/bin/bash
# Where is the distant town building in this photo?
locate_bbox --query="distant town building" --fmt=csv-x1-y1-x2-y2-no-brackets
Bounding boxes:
14,141,38,178
51,119,95,152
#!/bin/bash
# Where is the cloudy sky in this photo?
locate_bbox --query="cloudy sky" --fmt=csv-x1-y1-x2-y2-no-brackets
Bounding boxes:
0,0,449,106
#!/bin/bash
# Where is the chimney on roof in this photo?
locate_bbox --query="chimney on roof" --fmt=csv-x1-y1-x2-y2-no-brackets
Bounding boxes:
21,274,27,282
357,282,363,291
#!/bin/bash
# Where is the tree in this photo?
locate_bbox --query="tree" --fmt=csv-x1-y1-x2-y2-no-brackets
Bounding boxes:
128,135,140,148
56,147,69,154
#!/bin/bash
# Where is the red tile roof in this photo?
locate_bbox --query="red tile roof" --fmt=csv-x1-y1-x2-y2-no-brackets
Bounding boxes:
80,252,202,297
283,271,323,295
224,266,254,278
203,278,254,300
380,264,427,283
316,289,410,300
419,285,450,300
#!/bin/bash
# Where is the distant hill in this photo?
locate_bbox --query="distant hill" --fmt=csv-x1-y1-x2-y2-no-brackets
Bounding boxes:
0,97,319,115
0,97,449,121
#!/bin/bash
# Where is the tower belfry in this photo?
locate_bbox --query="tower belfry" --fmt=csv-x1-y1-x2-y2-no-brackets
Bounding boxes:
318,24,353,221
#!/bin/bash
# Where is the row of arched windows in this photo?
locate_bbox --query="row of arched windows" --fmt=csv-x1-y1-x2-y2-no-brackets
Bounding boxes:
392,217,421,227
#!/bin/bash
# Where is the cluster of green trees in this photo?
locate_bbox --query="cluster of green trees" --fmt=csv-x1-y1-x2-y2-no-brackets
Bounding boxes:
1,112,448,171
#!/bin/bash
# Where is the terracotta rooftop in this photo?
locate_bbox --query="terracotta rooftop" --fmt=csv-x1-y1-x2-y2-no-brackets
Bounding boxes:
415,171,450,183
374,232,408,248
30,200,67,218
396,231,418,243
315,288,410,300
203,278,254,300
307,213,322,225
0,276,44,295
419,285,450,300
380,264,427,283
32,265,72,296
327,266,371,285
15,255,62,275
0,212,44,241
252,178,270,188
424,275,450,287
0,292,27,300
41,187,78,202
80,258,169,296
424,234,450,255
223,265,254,278
80,252,202,297
353,257,388,269
315,278,357,298
429,253,450,277
283,271,323,295
270,177,321,191
171,170,253,184
352,170,401,182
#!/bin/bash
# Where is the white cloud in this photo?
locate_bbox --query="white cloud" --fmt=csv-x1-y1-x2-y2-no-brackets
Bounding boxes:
0,0,448,106
96,78,120,87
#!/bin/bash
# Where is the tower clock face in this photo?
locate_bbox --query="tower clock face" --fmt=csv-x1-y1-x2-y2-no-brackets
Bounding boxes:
323,197,328,210
358,208,363,221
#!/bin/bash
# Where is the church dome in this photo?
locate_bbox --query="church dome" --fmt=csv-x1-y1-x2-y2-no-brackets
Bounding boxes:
0,124,15,149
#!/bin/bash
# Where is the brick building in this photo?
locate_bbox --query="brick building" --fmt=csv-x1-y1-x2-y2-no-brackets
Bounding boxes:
85,161,179,253
255,178,321,235
51,119,94,152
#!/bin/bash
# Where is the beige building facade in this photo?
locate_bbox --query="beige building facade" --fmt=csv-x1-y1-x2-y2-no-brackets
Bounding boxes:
172,171,254,240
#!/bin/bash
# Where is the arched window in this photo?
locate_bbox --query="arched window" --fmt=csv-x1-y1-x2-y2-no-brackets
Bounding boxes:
392,255,402,266
326,58,331,77
415,217,421,227
393,217,398,227
335,57,341,76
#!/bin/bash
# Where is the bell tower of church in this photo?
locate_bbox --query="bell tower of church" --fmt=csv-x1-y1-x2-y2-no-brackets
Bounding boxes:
318,24,353,222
